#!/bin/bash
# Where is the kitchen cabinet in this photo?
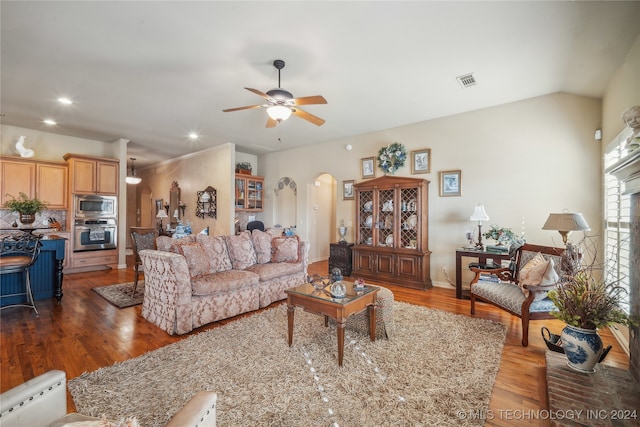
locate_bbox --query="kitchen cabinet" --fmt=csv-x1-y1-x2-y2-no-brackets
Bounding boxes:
235,174,263,211
0,157,68,209
352,175,431,289
64,154,118,195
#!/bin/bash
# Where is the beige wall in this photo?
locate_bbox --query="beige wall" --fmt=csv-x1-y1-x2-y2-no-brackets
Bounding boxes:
259,92,602,286
136,143,239,237
1,124,118,161
602,33,640,145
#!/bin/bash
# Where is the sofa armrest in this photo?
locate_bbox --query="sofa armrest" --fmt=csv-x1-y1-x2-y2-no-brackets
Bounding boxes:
139,249,194,335
0,370,67,427
165,391,217,427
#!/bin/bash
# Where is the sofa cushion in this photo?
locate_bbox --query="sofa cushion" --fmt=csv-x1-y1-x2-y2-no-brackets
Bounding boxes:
251,229,273,264
157,235,197,253
197,234,232,273
176,242,211,278
245,262,304,282
191,269,260,295
224,231,257,270
156,236,173,251
271,235,301,263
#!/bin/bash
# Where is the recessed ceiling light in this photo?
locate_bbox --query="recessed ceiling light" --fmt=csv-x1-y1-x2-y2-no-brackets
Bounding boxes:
57,97,73,105
43,119,57,125
188,133,199,140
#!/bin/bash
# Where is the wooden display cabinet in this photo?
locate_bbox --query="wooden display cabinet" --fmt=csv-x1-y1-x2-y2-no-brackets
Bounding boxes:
352,176,431,289
235,174,264,212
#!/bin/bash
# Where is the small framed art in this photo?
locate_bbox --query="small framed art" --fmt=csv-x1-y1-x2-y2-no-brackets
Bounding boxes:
439,170,461,197
361,157,375,179
343,180,355,200
155,199,163,214
411,149,431,174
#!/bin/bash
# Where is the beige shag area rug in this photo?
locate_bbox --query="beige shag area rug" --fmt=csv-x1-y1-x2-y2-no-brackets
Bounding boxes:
92,282,144,308
69,302,506,426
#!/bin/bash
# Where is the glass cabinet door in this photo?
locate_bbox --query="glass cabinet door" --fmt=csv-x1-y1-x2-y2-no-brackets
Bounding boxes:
247,179,262,210
235,178,245,209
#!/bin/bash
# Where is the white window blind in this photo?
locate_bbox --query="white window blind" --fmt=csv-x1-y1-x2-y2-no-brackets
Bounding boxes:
603,127,632,314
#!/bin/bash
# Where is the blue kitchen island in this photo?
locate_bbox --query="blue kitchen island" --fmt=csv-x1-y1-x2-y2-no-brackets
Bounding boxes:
1,237,66,307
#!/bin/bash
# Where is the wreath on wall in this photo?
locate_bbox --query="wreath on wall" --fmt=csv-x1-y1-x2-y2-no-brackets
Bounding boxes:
377,142,407,175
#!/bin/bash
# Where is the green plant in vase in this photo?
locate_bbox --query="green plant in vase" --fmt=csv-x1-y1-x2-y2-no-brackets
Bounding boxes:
3,192,48,224
547,239,634,373
482,225,516,246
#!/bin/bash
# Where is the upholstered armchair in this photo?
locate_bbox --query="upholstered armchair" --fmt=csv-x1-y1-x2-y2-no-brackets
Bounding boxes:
469,243,564,346
0,370,217,427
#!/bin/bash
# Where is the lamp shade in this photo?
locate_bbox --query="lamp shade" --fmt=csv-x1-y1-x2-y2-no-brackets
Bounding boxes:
125,176,142,185
156,209,168,219
126,157,141,185
267,105,292,122
470,205,490,222
542,213,590,232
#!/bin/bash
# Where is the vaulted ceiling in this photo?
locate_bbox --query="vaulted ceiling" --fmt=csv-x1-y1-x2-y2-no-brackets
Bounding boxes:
2,1,639,167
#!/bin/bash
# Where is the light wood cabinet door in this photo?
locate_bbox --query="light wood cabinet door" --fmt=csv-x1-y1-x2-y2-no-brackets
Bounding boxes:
1,160,36,205
36,163,68,209
71,158,97,194
67,157,118,195
96,161,118,195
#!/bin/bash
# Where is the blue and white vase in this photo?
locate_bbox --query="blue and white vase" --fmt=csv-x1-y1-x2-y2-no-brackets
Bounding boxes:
560,325,603,373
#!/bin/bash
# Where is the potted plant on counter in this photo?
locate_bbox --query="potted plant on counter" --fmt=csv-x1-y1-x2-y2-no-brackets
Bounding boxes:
3,192,48,224
547,244,633,373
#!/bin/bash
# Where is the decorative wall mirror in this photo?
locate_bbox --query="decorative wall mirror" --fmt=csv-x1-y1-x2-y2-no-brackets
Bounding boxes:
273,176,297,229
196,186,217,219
169,181,181,227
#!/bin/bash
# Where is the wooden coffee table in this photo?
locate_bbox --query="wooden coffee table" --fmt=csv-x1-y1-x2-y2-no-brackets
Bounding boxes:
285,281,379,366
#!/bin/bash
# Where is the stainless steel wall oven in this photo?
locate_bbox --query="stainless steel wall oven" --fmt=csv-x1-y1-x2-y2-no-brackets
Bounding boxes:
73,218,117,252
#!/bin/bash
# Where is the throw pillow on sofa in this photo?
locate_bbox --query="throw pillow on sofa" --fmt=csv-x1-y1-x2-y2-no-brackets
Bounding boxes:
251,229,273,264
176,242,212,278
224,231,257,270
197,234,233,272
271,235,301,263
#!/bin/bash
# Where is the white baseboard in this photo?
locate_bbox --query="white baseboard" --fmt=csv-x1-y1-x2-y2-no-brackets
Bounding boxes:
609,323,630,357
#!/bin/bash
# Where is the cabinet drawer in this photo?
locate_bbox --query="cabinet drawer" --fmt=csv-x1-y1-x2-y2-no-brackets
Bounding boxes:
71,254,117,268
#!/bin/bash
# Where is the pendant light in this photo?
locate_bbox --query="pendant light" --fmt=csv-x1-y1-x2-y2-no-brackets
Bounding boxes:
126,157,142,185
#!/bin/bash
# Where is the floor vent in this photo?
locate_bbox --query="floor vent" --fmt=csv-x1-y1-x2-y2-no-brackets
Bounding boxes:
456,73,476,88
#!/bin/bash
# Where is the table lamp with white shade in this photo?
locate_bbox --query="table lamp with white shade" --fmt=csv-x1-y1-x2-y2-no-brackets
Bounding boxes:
156,208,168,234
470,205,490,250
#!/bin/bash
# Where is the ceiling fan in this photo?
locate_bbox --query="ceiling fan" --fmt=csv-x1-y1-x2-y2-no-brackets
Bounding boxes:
223,59,327,128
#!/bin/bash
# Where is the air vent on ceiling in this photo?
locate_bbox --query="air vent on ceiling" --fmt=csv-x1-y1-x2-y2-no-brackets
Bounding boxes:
456,73,476,88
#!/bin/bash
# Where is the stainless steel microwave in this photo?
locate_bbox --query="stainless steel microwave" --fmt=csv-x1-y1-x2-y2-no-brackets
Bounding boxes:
74,194,117,218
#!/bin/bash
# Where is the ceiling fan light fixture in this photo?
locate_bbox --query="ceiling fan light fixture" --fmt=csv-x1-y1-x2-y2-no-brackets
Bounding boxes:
267,105,292,122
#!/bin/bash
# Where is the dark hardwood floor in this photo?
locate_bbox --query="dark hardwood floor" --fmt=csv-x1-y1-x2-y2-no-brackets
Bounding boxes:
1,259,629,426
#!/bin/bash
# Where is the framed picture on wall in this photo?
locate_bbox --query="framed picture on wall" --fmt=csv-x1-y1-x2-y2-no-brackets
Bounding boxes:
361,157,375,179
439,170,461,197
411,149,431,174
343,180,355,200
155,199,163,214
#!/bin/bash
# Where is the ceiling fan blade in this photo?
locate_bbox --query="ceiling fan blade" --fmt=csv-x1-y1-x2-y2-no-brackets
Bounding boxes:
266,117,278,128
222,104,265,112
291,108,326,126
245,87,272,100
290,95,327,106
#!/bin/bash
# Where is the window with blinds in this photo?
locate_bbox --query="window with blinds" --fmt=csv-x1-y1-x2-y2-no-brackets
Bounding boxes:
603,127,633,314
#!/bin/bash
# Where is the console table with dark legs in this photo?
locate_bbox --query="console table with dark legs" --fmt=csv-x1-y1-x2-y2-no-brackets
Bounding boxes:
455,248,510,299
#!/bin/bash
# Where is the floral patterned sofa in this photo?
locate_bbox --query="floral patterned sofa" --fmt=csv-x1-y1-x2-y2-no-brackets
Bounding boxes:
139,230,308,335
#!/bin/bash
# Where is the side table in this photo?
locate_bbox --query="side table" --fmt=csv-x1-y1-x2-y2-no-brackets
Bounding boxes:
455,248,510,299
329,242,353,276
